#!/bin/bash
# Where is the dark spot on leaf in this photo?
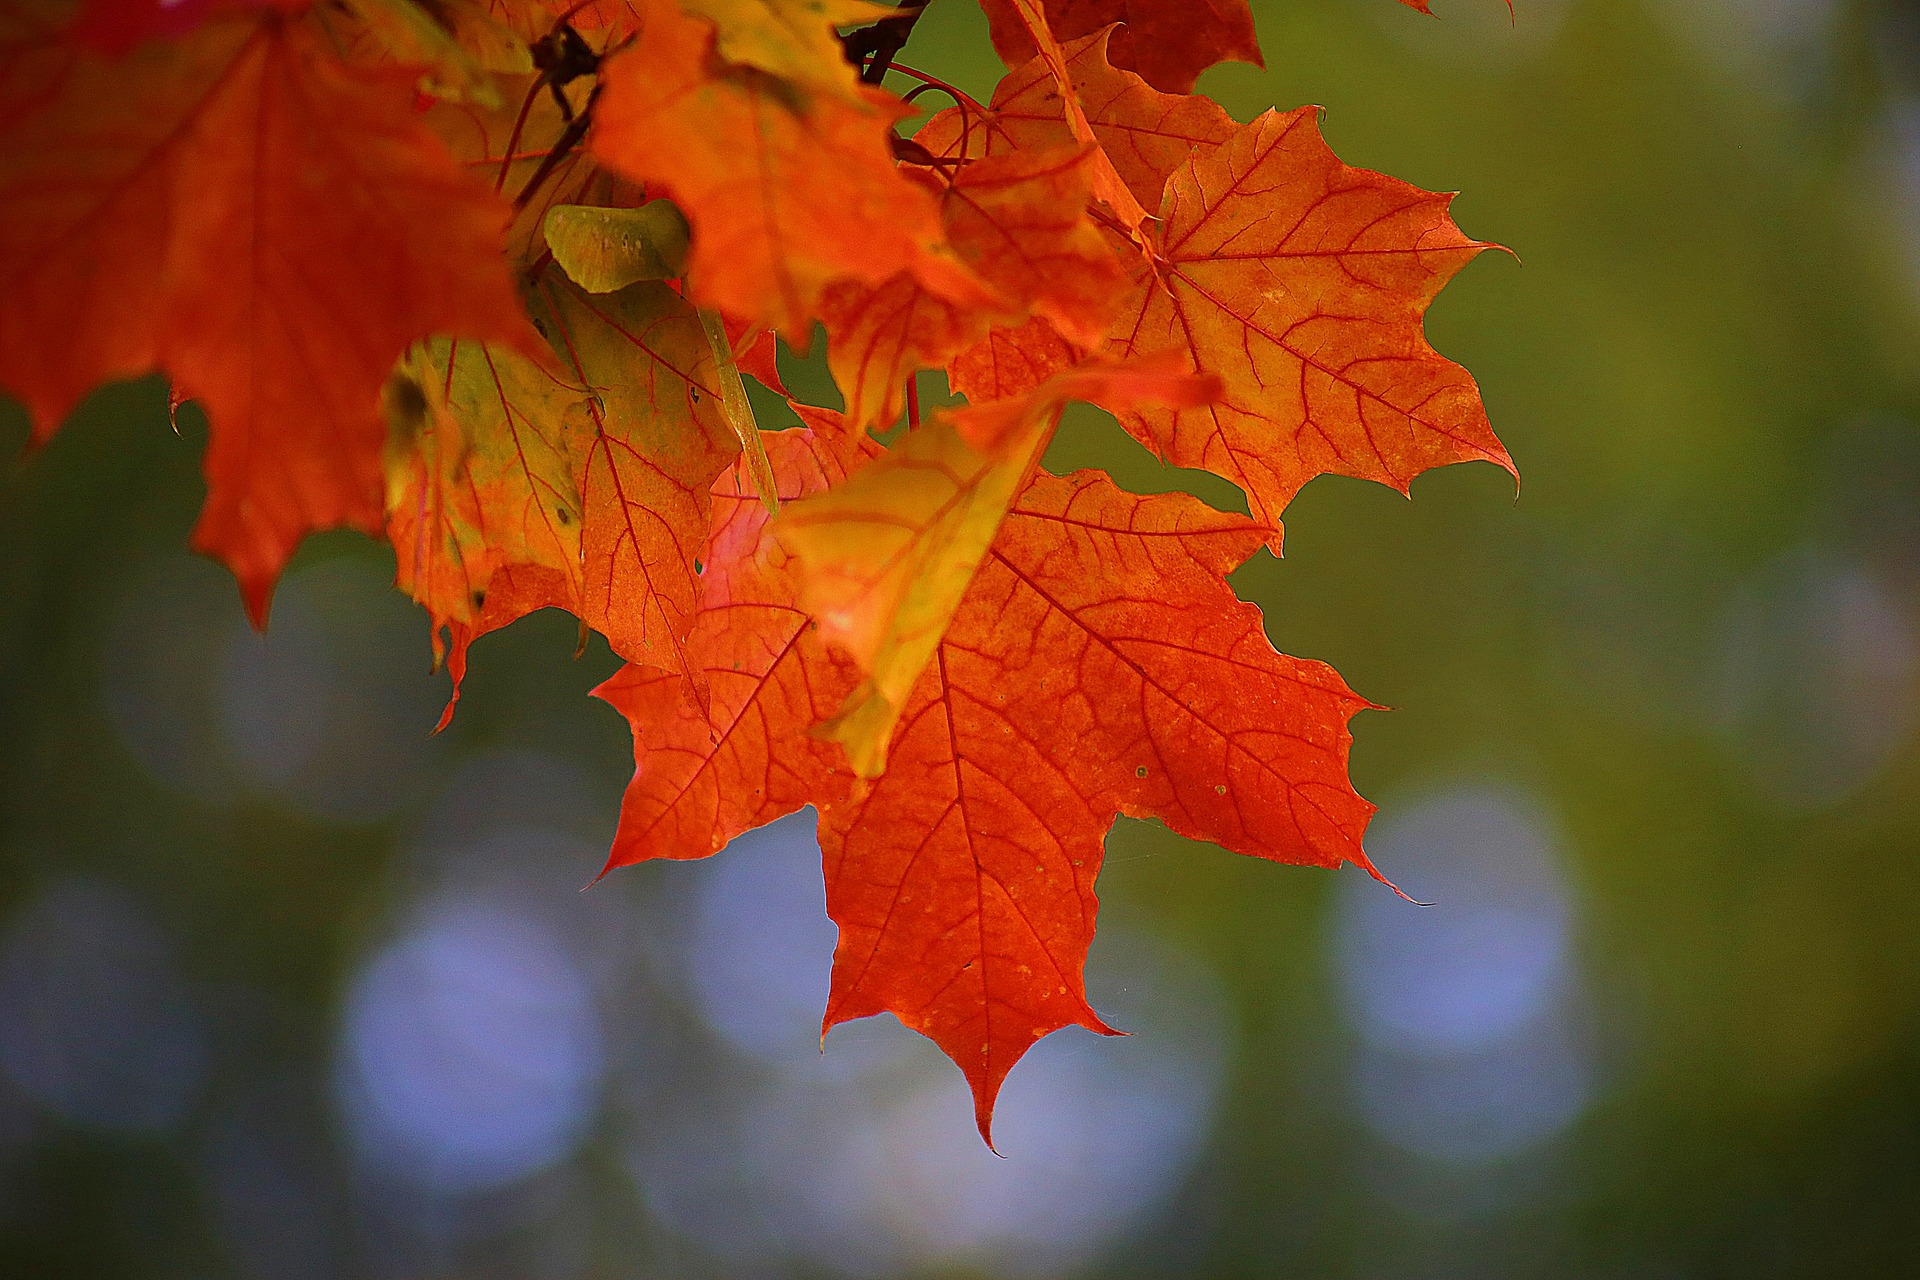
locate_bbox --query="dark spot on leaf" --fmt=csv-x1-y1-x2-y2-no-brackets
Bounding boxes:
555,507,571,525
472,589,486,609
1136,765,1148,778
381,370,428,440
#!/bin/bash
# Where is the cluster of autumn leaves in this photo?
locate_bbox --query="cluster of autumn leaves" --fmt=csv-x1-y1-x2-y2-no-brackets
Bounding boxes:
0,0,1511,1138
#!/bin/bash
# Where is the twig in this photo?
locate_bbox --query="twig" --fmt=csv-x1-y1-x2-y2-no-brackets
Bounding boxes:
843,0,932,85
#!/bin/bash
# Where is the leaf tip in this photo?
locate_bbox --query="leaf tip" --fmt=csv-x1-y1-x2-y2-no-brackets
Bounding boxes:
1356,851,1426,905
582,852,621,892
232,570,276,633
974,1096,1006,1156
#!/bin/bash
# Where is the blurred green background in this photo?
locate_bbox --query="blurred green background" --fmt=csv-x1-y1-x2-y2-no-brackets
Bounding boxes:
5,0,1920,1274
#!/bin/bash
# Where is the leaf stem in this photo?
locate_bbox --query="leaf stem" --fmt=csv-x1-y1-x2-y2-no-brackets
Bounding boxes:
886,62,990,121
844,0,932,84
512,89,596,210
699,310,780,514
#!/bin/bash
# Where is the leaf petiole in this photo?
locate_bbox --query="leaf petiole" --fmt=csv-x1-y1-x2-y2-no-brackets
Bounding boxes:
699,309,779,515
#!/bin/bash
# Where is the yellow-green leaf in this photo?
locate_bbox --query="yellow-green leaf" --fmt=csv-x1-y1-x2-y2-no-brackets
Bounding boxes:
544,202,691,294
383,331,586,641
384,274,739,685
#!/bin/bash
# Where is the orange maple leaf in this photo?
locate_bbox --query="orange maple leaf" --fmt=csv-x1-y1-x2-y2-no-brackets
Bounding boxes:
0,9,535,622
820,144,1130,431
976,0,1263,94
605,409,1380,1142
916,26,1237,210
1108,106,1515,548
589,0,985,339
817,460,1382,1142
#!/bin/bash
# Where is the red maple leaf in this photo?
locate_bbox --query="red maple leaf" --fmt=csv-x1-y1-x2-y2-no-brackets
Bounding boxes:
977,0,1263,94
1107,107,1515,548
0,7,535,621
605,408,1382,1141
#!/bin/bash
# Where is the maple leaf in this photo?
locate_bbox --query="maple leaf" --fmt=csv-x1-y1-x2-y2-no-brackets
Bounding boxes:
384,270,738,689
595,407,874,866
1107,106,1515,548
0,9,535,621
589,0,986,338
976,0,1263,94
606,410,1380,1140
818,468,1378,1142
916,26,1237,210
820,144,1130,431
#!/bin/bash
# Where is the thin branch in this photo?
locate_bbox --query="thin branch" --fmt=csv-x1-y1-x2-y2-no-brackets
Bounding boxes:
843,0,932,85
